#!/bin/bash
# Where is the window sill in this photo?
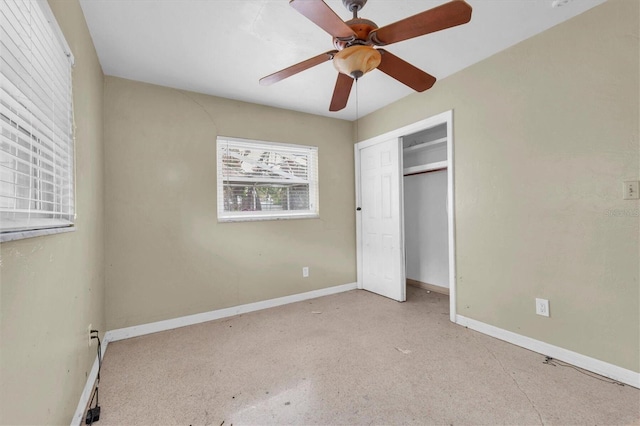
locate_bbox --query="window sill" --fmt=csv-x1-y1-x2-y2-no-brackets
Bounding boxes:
218,213,320,223
0,226,76,243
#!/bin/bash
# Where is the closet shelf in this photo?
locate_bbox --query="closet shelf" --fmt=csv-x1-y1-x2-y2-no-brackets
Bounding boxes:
403,137,447,153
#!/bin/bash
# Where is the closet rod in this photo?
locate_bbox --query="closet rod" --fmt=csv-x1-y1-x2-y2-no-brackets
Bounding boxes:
403,160,448,177
404,166,447,177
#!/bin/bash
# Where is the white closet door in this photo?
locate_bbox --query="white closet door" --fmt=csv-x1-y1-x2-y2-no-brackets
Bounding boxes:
358,137,405,302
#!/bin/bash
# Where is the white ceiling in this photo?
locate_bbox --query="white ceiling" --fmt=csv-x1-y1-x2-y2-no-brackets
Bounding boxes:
79,0,605,121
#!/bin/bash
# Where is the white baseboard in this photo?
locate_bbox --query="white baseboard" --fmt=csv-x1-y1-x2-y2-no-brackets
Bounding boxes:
70,338,109,426
106,282,358,342
456,315,640,389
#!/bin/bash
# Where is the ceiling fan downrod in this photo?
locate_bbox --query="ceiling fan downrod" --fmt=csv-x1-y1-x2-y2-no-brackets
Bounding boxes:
342,0,367,19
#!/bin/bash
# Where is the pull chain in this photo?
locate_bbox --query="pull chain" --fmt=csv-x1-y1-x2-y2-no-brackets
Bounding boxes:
355,77,359,143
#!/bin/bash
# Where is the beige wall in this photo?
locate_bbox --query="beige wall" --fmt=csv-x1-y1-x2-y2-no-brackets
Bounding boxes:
0,0,105,424
103,77,356,330
358,0,639,372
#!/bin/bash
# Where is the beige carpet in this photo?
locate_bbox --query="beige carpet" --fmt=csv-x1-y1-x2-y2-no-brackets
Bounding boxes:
96,287,639,425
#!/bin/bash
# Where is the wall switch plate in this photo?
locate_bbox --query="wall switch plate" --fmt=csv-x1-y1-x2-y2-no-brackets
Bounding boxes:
302,267,309,278
535,298,550,317
623,181,639,200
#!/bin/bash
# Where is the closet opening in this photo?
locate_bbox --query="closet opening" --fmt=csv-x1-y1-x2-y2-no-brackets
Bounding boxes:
402,123,450,297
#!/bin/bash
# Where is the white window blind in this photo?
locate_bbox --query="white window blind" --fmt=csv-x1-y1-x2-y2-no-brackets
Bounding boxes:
217,137,319,222
0,0,75,236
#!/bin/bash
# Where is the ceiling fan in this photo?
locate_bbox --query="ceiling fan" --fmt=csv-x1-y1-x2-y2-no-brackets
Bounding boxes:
259,0,473,112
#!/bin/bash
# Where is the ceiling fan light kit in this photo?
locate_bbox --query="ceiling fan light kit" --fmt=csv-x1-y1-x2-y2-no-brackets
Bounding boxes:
260,0,473,112
333,45,381,79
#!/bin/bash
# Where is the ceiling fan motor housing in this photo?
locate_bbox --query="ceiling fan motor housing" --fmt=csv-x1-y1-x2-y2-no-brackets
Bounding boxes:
333,18,378,50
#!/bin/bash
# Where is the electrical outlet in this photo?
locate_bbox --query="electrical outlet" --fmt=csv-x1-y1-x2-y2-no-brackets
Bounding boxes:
88,324,93,347
302,267,309,278
535,298,550,317
623,181,639,200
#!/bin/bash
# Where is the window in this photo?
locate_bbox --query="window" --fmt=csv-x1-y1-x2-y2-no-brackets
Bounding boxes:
0,0,75,241
217,137,319,222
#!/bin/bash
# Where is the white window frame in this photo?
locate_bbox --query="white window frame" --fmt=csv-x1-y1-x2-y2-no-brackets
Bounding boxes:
216,136,319,222
0,0,75,242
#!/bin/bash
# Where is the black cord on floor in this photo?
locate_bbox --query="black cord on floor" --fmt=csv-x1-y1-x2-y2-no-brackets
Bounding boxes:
86,331,103,424
543,356,624,386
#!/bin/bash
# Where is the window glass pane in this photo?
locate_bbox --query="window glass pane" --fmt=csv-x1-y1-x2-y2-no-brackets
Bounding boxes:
222,183,311,212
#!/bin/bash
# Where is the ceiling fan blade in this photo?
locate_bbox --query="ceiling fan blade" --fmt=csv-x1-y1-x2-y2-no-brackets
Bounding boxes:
290,0,356,39
376,49,436,92
260,50,338,86
369,0,472,46
329,73,354,112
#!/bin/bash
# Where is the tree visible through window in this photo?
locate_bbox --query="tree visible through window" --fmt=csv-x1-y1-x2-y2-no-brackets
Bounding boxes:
217,137,319,221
